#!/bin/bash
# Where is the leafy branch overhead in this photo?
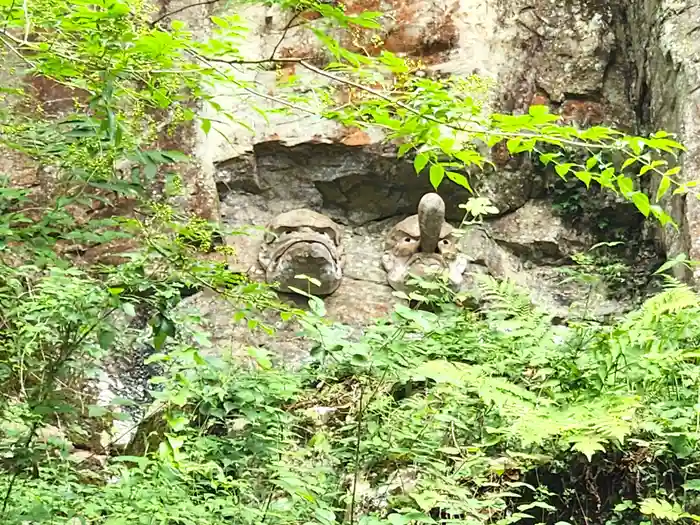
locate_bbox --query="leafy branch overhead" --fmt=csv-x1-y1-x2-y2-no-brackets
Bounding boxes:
0,0,690,227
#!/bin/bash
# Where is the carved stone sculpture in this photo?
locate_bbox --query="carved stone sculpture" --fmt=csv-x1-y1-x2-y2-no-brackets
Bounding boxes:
258,209,344,296
382,193,467,292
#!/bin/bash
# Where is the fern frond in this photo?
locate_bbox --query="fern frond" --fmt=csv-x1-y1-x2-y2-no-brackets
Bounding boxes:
472,274,534,319
637,276,698,317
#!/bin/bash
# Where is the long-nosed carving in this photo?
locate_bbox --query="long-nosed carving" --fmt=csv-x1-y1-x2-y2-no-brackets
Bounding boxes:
382,193,466,293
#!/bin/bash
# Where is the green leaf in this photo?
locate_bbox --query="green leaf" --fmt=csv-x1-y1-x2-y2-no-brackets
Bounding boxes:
314,507,336,524
631,192,651,217
506,137,522,154
665,166,681,176
121,303,136,317
518,501,557,512
247,347,272,370
144,162,158,180
414,152,429,174
455,149,483,167
616,175,634,195
397,142,413,158
539,152,562,166
528,104,549,117
684,479,700,492
639,164,654,175
98,330,116,350
412,360,468,385
308,296,326,317
429,164,445,189
554,163,573,178
445,171,472,191
574,171,592,188
621,157,638,170
570,434,606,461
656,176,672,202
153,329,167,351
210,16,229,28
640,498,685,521
201,118,212,135
654,253,687,275
88,405,109,418
166,434,185,450
110,397,137,407
388,512,436,524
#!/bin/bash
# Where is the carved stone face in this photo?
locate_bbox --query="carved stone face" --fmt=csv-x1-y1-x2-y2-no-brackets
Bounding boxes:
382,193,466,293
258,209,344,296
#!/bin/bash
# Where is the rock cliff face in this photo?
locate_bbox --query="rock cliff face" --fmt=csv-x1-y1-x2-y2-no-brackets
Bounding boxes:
620,0,700,281
163,0,662,352
3,0,698,363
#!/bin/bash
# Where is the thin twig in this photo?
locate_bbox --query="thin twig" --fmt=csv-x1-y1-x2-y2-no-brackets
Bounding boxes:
210,55,625,151
0,34,33,66
150,0,221,27
269,11,301,61
349,380,363,525
21,0,28,43
1,0,16,35
348,329,402,524
184,48,318,115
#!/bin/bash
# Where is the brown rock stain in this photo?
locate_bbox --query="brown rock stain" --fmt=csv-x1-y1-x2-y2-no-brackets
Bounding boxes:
339,127,372,146
23,74,90,116
491,140,512,168
558,99,607,127
528,92,551,109
342,0,381,15
337,0,459,59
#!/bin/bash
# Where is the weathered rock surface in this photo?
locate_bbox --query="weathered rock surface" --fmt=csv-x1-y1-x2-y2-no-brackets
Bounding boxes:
175,288,313,368
621,0,700,281
489,200,593,263
189,0,647,359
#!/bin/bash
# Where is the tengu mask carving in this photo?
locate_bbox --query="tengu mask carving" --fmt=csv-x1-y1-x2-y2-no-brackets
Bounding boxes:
258,209,344,296
382,193,467,292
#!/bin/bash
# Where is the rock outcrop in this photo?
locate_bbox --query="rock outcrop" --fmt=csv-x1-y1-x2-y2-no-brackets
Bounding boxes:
621,0,700,281
173,0,650,355
5,0,694,368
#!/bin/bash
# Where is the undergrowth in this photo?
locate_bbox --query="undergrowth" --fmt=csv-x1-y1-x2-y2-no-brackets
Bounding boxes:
3,273,700,524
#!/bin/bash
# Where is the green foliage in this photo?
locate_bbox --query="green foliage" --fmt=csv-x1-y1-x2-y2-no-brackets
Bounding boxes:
6,275,700,523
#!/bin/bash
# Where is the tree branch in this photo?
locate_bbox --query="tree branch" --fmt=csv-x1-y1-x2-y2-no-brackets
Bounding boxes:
0,33,34,66
184,48,318,116
150,0,221,27
207,54,622,151
269,11,301,61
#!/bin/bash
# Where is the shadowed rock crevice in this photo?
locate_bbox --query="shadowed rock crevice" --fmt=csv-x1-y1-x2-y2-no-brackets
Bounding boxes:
215,141,538,225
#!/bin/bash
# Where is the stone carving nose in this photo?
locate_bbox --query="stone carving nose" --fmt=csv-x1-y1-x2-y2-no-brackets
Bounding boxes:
417,192,445,254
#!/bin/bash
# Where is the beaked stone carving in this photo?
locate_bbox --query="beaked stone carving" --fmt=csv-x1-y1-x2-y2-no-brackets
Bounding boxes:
258,208,344,296
382,193,467,292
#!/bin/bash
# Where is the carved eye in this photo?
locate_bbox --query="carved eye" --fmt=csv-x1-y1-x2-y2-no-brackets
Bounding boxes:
441,239,450,245
404,237,412,243
285,230,293,235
